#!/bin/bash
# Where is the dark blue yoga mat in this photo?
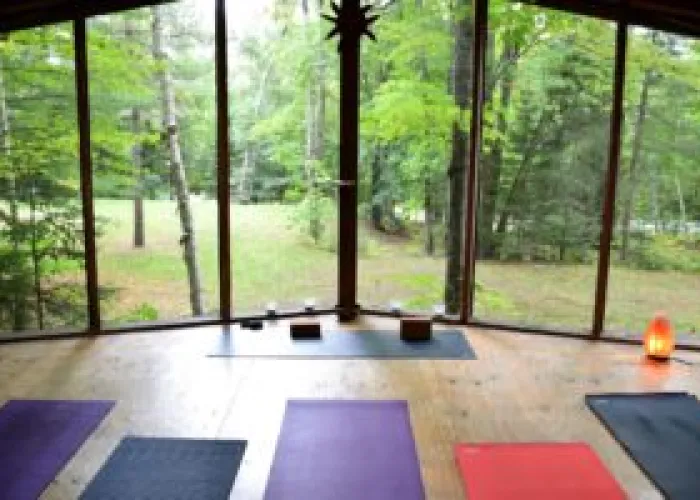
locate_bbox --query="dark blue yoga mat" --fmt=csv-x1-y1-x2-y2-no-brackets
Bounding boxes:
80,437,247,500
208,329,475,359
586,392,700,500
263,400,425,500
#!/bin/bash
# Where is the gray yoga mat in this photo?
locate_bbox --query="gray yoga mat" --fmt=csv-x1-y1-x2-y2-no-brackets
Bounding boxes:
263,400,425,500
80,437,247,500
586,392,700,500
208,329,475,359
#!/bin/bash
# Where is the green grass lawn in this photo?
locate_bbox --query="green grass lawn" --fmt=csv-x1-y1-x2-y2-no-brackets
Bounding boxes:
94,199,700,336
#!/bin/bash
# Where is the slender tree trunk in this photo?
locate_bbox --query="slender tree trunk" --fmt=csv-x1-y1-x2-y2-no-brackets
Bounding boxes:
445,0,473,314
0,53,26,330
620,69,652,260
425,178,436,255
152,6,204,316
370,143,385,231
132,108,146,248
301,0,325,244
238,63,272,202
238,142,255,202
479,38,517,259
415,0,436,256
28,183,44,329
675,174,686,233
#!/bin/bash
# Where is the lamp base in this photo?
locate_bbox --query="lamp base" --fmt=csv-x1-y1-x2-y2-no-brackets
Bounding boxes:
646,354,671,362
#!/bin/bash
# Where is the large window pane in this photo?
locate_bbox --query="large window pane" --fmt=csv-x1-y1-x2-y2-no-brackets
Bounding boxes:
0,24,86,336
89,1,218,325
474,3,614,331
606,28,700,341
358,0,471,316
227,1,338,315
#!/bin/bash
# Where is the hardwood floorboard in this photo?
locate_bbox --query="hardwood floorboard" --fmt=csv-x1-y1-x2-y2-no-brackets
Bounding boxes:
0,316,697,499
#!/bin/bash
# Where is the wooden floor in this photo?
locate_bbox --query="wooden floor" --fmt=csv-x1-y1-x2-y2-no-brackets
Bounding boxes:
1,316,699,499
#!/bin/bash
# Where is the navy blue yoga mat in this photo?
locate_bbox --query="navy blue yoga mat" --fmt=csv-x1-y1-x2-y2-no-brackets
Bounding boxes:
80,437,247,500
586,392,700,500
208,329,475,359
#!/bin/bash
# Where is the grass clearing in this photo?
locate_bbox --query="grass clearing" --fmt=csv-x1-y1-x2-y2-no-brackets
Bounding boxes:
94,199,700,336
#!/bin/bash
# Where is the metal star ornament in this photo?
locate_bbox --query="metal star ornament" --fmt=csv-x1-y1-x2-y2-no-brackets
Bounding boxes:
322,1,379,50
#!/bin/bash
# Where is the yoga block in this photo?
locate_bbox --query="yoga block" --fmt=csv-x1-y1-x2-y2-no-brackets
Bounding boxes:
400,317,432,342
241,319,264,330
290,320,322,340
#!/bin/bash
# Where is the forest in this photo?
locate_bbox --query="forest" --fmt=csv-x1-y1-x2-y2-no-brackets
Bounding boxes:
0,0,698,337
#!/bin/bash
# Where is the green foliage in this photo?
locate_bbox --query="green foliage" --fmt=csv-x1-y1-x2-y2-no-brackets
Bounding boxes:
623,234,700,272
116,303,160,323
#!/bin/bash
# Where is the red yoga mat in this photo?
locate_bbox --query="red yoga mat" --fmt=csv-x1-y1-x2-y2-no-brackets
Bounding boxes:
455,443,627,500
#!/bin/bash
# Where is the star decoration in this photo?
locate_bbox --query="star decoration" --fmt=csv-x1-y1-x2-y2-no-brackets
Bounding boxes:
322,1,379,50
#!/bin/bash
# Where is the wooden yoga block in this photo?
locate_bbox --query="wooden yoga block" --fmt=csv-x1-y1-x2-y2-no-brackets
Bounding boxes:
400,317,432,342
290,320,322,340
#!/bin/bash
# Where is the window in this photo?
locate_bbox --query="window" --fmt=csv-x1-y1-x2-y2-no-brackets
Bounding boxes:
358,0,472,317
0,24,86,336
227,0,338,315
474,3,615,331
89,1,218,325
606,27,700,341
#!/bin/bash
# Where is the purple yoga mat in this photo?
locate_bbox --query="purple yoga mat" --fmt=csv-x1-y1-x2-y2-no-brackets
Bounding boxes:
263,400,426,500
0,399,114,500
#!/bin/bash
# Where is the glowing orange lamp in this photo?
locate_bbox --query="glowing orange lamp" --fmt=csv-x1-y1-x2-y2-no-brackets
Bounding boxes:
644,312,675,361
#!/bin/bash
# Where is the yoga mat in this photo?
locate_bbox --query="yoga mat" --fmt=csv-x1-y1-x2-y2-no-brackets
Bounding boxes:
586,392,700,500
455,443,626,500
209,329,475,359
0,399,114,500
80,437,247,500
263,400,425,500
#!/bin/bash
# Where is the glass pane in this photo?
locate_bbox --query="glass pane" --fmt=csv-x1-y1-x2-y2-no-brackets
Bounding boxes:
474,3,615,331
0,24,86,336
358,0,472,316
227,1,338,315
606,27,700,342
89,1,219,325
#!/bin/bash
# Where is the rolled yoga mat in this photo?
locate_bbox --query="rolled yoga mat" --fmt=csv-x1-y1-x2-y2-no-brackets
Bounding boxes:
454,442,626,500
0,399,114,500
80,437,247,500
209,329,476,360
586,392,700,500
263,400,426,500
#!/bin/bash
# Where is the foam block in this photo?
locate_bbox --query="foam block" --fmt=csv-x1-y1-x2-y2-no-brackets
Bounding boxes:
290,320,322,339
400,317,432,342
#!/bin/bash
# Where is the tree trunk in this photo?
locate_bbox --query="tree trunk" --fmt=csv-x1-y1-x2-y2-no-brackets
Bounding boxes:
620,69,652,261
425,178,436,255
370,143,385,231
675,174,687,233
0,53,27,331
416,0,437,256
445,0,473,314
478,38,517,259
132,108,146,248
238,61,273,202
28,183,44,329
301,0,326,244
152,6,204,316
238,142,255,202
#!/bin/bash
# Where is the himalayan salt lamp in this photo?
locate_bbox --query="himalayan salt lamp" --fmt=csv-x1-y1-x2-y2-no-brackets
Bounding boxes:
644,312,674,361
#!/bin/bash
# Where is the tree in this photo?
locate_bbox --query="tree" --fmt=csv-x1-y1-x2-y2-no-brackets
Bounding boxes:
152,5,204,316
